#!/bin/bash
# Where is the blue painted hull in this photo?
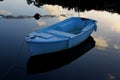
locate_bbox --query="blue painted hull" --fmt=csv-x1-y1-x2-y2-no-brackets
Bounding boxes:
26,17,97,56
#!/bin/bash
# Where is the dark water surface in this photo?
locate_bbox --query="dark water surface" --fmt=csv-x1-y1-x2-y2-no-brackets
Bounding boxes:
0,0,120,80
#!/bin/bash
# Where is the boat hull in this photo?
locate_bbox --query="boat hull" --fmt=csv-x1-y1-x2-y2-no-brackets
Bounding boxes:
26,39,69,56
26,28,93,55
26,17,97,56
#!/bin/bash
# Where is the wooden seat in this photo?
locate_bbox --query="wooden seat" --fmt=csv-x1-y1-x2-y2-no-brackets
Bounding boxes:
35,32,53,39
47,30,75,38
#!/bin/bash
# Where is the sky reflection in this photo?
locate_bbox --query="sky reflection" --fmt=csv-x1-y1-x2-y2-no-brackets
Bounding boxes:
42,4,120,51
80,10,120,50
43,5,120,34
0,9,12,15
94,36,108,50
114,44,120,49
80,10,120,33
1,1,120,80
36,20,46,26
43,4,73,20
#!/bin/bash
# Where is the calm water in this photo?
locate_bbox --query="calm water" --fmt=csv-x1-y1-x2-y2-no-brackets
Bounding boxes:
0,0,120,80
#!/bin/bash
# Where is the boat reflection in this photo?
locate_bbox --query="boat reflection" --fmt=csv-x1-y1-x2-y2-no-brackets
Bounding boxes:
27,36,95,74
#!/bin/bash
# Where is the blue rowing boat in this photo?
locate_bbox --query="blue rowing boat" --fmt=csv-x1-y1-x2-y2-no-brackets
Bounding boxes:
26,17,97,56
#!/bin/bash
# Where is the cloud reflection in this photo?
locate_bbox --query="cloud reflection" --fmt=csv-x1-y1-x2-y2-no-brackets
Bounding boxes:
114,44,120,49
43,4,120,33
43,4,67,21
0,9,12,15
94,37,108,50
111,24,120,33
106,73,116,80
80,10,120,33
36,20,46,26
44,4,65,15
